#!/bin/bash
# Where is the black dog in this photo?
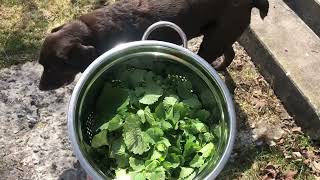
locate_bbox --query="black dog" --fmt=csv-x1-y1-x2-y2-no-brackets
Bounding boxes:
38,0,269,90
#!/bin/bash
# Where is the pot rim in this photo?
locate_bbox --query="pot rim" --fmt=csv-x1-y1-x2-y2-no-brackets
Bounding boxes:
68,40,236,180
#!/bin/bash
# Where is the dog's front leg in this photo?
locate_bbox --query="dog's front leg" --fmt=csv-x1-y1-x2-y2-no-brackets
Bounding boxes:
198,22,240,71
211,45,235,71
198,24,226,68
198,11,250,70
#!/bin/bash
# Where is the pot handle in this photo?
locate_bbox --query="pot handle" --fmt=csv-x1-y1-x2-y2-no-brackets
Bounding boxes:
142,21,188,49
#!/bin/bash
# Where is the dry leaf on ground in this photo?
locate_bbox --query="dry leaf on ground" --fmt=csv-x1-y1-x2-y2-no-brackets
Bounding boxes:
311,161,320,173
261,164,278,180
284,170,297,180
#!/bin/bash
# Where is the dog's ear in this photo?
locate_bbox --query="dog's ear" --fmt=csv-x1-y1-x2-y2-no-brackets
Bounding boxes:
51,24,65,33
67,43,97,69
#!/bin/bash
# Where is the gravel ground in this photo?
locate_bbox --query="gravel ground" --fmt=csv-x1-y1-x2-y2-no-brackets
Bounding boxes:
0,63,84,180
0,39,318,180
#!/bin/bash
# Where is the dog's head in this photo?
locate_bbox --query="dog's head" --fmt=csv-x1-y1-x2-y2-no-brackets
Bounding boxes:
38,20,97,91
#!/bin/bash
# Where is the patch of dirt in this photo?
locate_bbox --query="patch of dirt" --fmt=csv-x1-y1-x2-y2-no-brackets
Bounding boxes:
0,62,83,179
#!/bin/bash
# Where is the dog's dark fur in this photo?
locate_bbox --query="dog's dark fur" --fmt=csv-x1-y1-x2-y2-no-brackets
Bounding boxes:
38,0,269,91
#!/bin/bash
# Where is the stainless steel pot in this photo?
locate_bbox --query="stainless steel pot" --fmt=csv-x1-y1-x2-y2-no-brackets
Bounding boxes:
68,21,236,180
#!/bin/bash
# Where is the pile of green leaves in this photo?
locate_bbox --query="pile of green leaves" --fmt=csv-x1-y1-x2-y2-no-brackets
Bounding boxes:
91,66,220,180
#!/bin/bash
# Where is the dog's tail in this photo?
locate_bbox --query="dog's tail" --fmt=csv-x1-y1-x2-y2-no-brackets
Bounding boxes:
252,0,269,19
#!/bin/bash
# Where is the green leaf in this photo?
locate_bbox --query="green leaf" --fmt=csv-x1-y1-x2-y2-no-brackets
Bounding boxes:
183,97,202,109
163,161,180,170
123,114,141,131
139,94,162,105
139,83,163,105
129,157,145,171
155,103,166,120
130,172,146,180
183,135,200,158
183,118,208,135
115,169,128,179
156,138,171,152
199,143,215,158
117,97,130,114
146,127,164,141
198,162,209,173
95,83,128,129
143,132,156,145
137,109,146,123
145,160,160,171
124,129,152,155
177,81,193,99
189,154,205,168
115,153,130,168
129,90,139,108
144,106,156,125
165,103,179,126
167,153,183,165
149,167,166,180
110,137,126,158
150,150,164,161
200,132,214,143
173,102,189,119
184,171,197,180
123,115,152,155
135,87,145,97
191,122,208,134
195,109,210,121
99,115,124,132
160,120,173,131
91,130,108,148
163,96,178,107
176,135,182,151
179,167,194,179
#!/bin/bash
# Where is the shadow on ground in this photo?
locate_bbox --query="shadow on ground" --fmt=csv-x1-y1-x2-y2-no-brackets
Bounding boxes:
58,161,87,180
217,71,259,179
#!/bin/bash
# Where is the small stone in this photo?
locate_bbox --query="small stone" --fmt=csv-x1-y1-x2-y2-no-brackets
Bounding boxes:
285,154,292,159
40,134,49,139
292,152,302,158
28,119,37,129
73,160,81,168
30,100,36,106
256,140,264,146
277,138,284,145
51,163,57,170
17,114,24,118
311,161,320,173
33,160,39,165
292,127,302,134
269,140,276,146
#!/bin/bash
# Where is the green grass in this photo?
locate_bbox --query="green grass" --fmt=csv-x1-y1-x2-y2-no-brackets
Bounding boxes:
0,0,98,68
218,142,315,180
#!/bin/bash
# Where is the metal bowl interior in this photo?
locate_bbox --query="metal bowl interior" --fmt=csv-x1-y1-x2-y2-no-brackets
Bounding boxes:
68,41,236,180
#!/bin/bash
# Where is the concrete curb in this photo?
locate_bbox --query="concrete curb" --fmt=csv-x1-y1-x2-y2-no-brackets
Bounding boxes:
239,0,320,139
284,0,320,37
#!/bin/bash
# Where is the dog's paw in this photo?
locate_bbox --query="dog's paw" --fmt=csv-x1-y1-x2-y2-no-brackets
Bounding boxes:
212,56,228,71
